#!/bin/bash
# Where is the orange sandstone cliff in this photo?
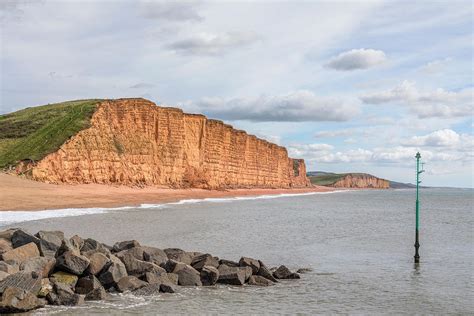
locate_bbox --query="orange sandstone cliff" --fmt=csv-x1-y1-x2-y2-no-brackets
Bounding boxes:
330,174,389,189
31,98,310,189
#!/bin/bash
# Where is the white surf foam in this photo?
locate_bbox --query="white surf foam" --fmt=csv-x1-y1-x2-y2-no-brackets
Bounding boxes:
0,190,350,226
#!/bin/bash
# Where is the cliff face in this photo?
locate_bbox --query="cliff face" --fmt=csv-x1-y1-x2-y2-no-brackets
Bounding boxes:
330,174,389,189
31,99,310,189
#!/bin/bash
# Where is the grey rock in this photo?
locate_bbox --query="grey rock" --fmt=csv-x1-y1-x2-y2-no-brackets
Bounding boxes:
112,240,140,253
0,261,19,274
116,247,145,261
56,239,80,257
70,235,84,250
273,265,300,279
248,275,274,286
0,271,42,295
0,238,12,255
0,287,46,313
0,228,19,240
20,256,56,278
133,282,176,295
11,230,40,249
142,246,168,265
87,252,109,275
1,242,40,264
257,260,278,282
56,251,90,275
200,265,219,286
75,275,107,301
47,282,84,306
98,255,127,288
296,268,313,274
164,248,193,264
219,259,239,267
116,276,148,292
35,231,64,257
191,253,219,271
217,265,246,285
143,272,177,293
118,252,165,277
239,257,260,274
176,265,202,286
81,238,110,255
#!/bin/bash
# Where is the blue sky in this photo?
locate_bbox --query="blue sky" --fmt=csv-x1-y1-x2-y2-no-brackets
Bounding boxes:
1,0,473,187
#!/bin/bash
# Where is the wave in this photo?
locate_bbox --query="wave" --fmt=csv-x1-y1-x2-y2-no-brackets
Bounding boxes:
0,190,349,226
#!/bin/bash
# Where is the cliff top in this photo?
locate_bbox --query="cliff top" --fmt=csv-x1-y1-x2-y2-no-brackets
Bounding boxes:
307,171,388,186
0,99,102,168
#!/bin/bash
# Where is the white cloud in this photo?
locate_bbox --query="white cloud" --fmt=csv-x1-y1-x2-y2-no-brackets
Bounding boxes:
360,81,474,118
402,129,461,147
418,58,452,74
180,90,359,122
139,1,202,22
167,32,260,56
325,48,387,71
129,82,155,89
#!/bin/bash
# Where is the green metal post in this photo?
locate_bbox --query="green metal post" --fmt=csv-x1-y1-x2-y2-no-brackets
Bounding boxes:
414,152,421,263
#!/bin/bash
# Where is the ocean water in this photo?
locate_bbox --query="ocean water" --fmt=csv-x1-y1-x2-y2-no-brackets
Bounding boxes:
1,188,472,315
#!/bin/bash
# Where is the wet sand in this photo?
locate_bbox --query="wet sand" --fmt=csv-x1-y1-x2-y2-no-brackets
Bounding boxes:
0,173,333,211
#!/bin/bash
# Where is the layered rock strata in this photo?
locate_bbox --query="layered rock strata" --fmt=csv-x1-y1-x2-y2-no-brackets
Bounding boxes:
31,98,310,188
330,174,389,189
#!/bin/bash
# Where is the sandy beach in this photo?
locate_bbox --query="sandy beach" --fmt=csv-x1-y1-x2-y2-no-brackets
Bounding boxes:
0,173,333,212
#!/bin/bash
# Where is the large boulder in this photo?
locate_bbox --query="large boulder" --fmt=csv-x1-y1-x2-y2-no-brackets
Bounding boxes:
272,265,300,279
133,282,176,295
35,231,64,257
56,239,80,257
0,271,42,295
257,260,278,282
38,278,52,297
217,265,246,285
80,238,110,256
142,246,168,265
47,282,84,306
200,265,219,286
49,271,78,288
175,264,202,286
116,276,148,293
116,247,145,261
164,248,193,264
118,252,165,277
239,257,260,274
98,255,128,288
56,251,90,275
191,253,219,271
143,272,177,293
11,230,40,249
1,242,40,264
219,259,239,267
112,240,140,253
248,275,274,286
75,275,108,300
87,252,109,275
0,229,19,240
0,261,19,274
0,271,9,282
0,238,12,255
70,235,84,250
0,287,46,313
20,256,56,278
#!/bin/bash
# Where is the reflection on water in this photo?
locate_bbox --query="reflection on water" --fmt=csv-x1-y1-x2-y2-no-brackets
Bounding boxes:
5,188,473,315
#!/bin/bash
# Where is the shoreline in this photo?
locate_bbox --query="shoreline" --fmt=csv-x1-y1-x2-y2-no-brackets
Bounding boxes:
0,173,334,212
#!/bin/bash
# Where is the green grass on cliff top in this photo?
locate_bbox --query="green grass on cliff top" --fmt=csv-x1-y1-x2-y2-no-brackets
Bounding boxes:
307,172,371,186
0,99,103,169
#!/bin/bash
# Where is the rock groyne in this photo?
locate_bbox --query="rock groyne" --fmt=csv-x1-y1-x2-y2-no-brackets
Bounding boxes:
0,228,301,313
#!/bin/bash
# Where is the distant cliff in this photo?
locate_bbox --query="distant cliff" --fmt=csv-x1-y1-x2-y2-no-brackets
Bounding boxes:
1,98,310,189
307,172,389,189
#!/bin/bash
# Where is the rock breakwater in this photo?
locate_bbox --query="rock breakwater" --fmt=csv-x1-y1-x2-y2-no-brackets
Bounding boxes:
0,228,301,313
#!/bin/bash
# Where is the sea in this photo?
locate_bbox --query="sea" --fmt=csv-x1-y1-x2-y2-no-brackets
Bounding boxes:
0,188,472,315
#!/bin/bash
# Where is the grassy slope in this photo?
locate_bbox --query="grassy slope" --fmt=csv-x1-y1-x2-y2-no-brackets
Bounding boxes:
0,99,103,168
308,172,373,186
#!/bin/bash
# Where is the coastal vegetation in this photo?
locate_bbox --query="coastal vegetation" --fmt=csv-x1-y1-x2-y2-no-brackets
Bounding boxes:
0,100,102,169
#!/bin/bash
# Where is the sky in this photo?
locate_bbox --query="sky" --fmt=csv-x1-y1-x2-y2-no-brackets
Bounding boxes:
0,0,473,188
